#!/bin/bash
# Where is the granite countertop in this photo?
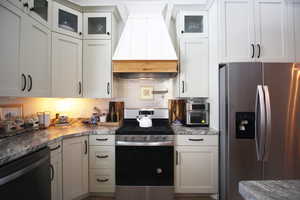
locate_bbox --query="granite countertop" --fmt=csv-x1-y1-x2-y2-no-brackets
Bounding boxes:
0,123,118,166
239,180,300,200
171,125,219,135
0,122,219,167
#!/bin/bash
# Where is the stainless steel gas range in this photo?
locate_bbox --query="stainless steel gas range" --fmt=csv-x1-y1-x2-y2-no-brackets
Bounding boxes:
115,109,174,200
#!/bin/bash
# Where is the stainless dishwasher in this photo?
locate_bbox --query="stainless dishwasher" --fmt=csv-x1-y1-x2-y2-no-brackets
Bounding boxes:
0,147,51,200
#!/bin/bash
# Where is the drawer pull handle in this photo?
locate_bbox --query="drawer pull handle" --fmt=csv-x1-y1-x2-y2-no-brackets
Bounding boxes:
50,145,61,151
96,155,109,159
97,178,109,182
188,138,204,142
96,138,108,141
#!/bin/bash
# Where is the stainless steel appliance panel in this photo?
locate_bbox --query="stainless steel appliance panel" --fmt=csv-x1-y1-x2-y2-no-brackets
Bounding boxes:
262,63,300,180
219,63,264,200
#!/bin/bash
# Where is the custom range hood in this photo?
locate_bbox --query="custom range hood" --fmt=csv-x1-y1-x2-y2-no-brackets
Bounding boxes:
113,12,178,79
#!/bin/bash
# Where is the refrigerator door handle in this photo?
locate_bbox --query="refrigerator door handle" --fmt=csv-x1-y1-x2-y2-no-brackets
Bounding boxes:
263,85,272,162
255,85,266,161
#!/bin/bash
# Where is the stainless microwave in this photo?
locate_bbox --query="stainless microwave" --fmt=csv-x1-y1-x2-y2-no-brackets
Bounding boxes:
185,102,209,127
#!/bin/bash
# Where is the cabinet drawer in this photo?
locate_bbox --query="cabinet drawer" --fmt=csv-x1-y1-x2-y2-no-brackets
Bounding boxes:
176,135,218,146
89,146,115,169
89,135,115,146
48,141,62,156
89,169,115,193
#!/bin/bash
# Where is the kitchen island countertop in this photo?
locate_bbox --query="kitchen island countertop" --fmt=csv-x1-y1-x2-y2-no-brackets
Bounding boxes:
239,180,300,200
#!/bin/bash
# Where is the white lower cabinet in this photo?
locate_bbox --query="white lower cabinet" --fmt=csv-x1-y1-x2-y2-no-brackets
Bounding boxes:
63,136,89,200
49,142,62,200
175,135,218,194
89,135,115,193
89,169,115,193
52,32,83,97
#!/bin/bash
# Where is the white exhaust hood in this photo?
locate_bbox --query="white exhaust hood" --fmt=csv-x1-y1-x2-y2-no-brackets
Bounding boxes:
113,11,178,75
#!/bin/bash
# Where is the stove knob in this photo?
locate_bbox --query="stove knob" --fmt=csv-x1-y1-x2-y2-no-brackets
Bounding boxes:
144,136,147,141
156,168,163,174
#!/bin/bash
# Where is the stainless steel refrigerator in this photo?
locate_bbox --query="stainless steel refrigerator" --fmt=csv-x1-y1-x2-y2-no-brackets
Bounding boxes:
219,62,300,200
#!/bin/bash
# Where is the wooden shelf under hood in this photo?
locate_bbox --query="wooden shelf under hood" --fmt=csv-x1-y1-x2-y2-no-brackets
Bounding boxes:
113,60,178,73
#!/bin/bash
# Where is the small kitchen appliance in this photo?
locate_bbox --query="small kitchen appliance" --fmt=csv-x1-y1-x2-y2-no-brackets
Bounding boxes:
185,100,209,127
136,109,154,128
116,109,174,200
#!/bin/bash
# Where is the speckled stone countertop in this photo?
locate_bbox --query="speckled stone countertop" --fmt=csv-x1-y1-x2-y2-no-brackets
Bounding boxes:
0,123,118,166
171,125,219,135
239,180,300,200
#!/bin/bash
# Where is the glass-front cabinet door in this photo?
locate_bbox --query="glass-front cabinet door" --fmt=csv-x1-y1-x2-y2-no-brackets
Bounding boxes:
52,2,82,39
83,13,111,39
179,11,208,37
28,0,51,27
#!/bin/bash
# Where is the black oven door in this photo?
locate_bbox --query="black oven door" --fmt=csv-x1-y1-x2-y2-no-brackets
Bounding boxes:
116,146,174,186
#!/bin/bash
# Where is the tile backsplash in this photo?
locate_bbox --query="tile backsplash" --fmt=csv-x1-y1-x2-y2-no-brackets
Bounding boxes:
0,97,109,119
116,78,174,109
0,78,175,119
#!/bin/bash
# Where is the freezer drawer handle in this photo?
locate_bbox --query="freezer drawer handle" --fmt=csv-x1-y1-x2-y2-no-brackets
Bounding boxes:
97,178,109,182
96,155,109,159
255,85,266,161
188,138,204,142
263,86,272,162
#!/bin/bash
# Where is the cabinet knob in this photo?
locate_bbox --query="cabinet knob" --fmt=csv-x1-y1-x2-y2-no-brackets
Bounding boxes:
79,32,82,36
23,2,29,7
30,7,35,11
181,30,184,34
107,32,110,35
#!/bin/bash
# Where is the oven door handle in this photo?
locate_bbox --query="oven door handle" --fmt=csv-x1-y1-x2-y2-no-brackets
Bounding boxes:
0,156,49,186
116,141,174,146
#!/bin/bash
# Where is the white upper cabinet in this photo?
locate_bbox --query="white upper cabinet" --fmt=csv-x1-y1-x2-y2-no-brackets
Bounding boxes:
0,1,24,96
83,13,111,40
179,38,209,98
220,0,293,62
7,0,26,10
177,11,208,37
254,0,293,62
22,17,51,97
295,2,300,62
52,2,82,39
83,40,112,98
220,0,255,62
52,32,82,97
28,0,52,27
